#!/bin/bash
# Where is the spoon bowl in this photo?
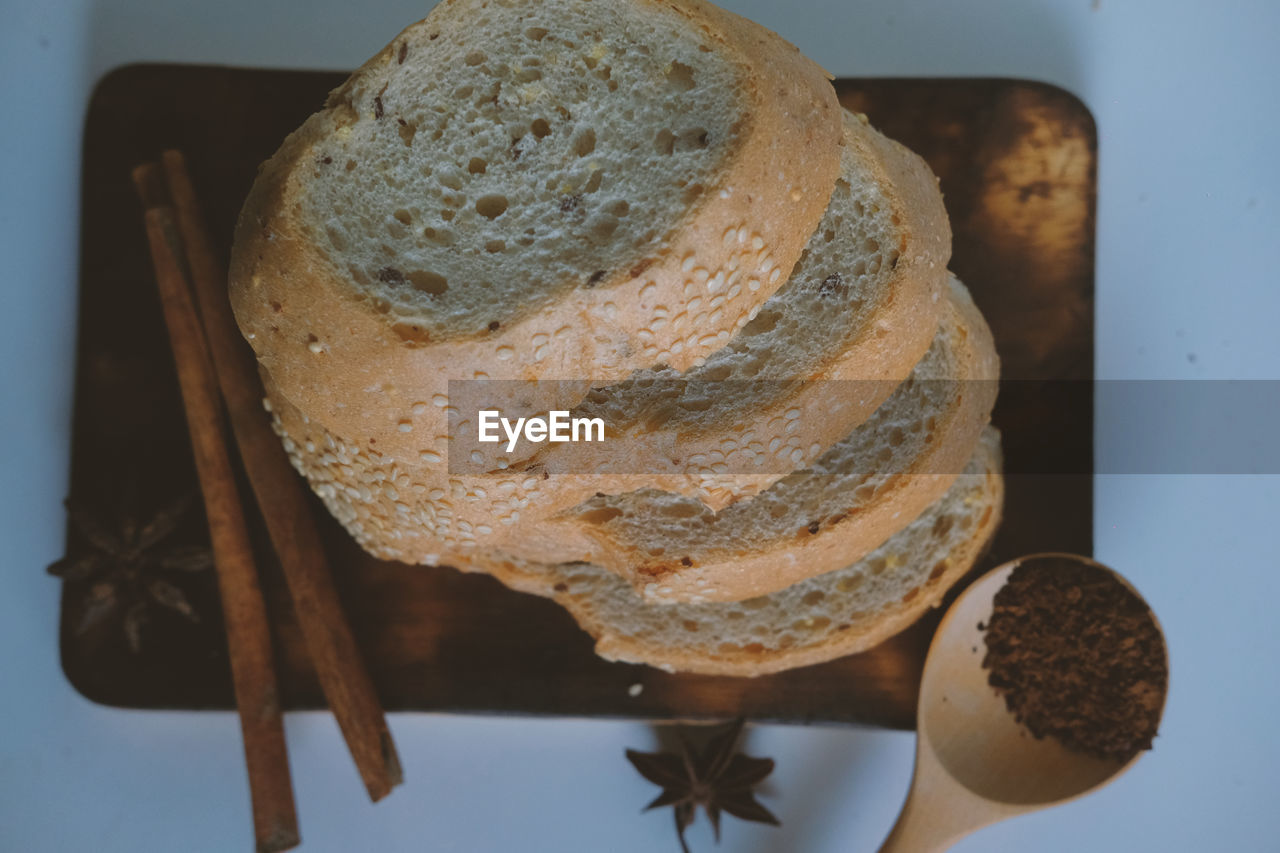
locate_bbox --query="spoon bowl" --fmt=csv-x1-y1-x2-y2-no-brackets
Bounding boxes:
879,553,1168,852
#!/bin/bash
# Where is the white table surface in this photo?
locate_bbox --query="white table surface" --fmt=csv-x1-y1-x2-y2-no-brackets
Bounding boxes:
3,1,1277,850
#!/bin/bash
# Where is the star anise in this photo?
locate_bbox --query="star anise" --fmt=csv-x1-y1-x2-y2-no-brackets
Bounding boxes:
626,719,779,853
47,491,212,652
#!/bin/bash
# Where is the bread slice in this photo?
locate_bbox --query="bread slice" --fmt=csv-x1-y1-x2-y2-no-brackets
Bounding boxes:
458,428,1003,676
230,0,843,466
455,109,951,510
260,113,952,565
505,275,998,602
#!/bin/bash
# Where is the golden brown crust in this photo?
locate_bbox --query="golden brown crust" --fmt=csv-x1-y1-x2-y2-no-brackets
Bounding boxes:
230,0,843,466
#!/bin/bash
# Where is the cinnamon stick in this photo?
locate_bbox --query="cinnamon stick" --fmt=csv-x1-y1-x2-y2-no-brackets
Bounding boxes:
159,151,402,800
134,171,300,853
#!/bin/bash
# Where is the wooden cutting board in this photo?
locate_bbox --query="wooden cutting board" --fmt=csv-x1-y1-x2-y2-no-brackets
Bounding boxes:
60,66,1094,729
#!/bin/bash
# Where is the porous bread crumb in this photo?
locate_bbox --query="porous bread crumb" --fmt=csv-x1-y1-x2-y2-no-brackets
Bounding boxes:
305,0,741,341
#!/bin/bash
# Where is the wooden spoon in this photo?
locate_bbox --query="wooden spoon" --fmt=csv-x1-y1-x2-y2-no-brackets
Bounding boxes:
879,553,1168,852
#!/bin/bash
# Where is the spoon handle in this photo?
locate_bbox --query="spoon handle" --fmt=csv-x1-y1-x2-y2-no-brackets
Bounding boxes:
878,789,964,853
877,741,993,853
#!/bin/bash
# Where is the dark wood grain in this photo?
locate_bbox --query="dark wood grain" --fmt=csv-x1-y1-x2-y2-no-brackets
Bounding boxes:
62,66,1094,729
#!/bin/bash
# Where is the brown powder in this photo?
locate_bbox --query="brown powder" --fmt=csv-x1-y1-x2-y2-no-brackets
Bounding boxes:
980,558,1167,763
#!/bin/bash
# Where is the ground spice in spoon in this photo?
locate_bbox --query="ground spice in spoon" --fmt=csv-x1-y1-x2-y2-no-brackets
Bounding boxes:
980,558,1167,763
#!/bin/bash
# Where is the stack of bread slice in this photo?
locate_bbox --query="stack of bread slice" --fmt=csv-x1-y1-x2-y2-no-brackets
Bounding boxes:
230,0,1003,676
